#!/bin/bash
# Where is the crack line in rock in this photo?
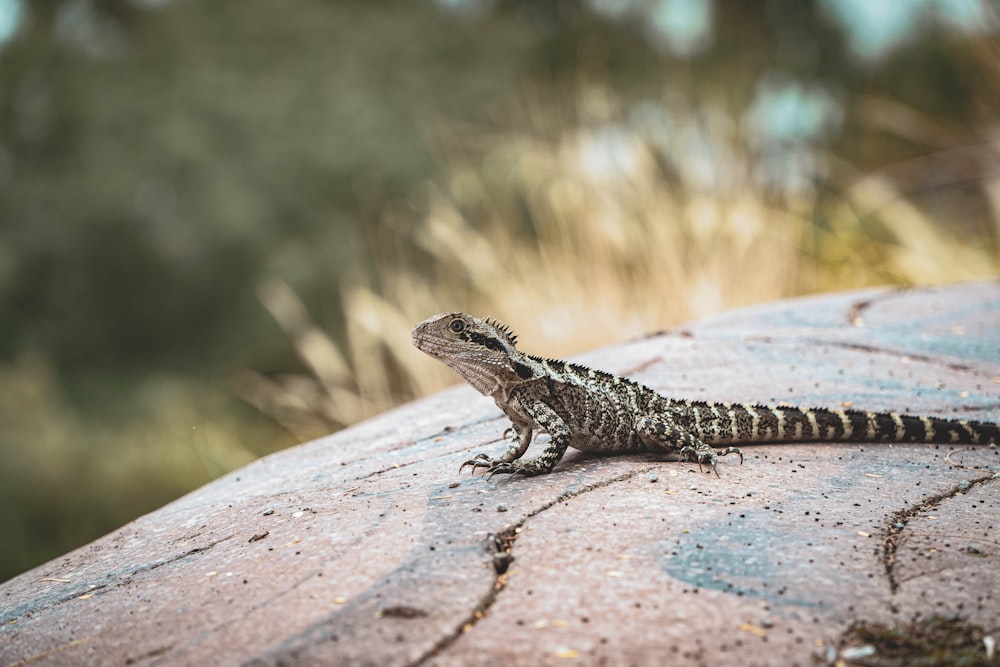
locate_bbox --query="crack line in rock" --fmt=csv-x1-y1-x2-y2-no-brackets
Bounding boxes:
4,633,102,667
322,414,508,486
844,286,916,326
737,335,994,379
147,564,327,666
881,472,998,594
0,535,238,626
410,465,656,666
354,432,507,483
815,340,990,376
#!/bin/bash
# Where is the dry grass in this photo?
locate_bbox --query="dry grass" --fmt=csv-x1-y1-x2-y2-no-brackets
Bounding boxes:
242,88,1000,441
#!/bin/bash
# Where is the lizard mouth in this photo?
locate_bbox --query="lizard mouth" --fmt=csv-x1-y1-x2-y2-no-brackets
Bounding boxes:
410,329,448,359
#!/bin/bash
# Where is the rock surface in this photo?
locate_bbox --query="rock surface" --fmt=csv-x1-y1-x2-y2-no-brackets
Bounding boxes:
2,282,998,667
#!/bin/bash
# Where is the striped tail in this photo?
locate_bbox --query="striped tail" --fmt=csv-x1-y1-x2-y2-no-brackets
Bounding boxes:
782,406,1000,445
679,400,1000,446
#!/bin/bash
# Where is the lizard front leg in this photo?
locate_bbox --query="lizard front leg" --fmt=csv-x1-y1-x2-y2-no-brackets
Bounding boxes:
636,416,743,477
460,421,533,474
484,399,571,477
470,399,570,477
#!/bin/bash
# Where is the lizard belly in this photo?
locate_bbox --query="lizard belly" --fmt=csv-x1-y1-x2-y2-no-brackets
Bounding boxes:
569,430,644,454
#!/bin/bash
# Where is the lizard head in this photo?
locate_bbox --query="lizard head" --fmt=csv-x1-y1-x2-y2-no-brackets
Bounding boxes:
411,312,526,396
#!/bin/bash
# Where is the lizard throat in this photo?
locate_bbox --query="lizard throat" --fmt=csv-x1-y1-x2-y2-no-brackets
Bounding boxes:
441,357,504,396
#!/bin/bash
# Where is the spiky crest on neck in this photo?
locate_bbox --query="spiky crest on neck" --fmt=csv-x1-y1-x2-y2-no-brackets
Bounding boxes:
485,318,518,347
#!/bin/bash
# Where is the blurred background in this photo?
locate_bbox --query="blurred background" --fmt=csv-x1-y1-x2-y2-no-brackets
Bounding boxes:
1,0,998,583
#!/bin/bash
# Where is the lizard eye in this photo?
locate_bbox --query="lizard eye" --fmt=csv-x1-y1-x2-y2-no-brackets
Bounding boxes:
448,318,467,334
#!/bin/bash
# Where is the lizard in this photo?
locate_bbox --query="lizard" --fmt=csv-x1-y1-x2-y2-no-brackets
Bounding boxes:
411,312,1000,477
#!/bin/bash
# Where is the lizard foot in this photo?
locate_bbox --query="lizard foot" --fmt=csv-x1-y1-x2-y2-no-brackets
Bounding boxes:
461,453,550,478
679,445,743,477
459,456,536,478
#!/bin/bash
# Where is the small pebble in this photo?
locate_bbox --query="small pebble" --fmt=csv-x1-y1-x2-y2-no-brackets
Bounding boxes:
497,504,508,512
448,481,460,489
648,473,659,483
262,508,274,516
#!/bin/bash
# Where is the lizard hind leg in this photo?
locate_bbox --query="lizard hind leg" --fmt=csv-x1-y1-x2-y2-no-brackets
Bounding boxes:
636,416,743,477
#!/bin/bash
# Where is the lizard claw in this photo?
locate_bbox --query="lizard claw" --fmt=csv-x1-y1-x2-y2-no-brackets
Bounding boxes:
459,456,547,479
718,446,744,465
680,445,743,477
460,453,496,474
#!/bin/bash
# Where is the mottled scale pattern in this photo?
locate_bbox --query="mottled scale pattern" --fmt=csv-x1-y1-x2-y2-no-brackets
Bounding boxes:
411,312,1000,477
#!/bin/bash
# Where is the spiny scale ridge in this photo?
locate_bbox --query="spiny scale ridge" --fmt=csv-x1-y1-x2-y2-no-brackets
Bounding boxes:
486,318,517,346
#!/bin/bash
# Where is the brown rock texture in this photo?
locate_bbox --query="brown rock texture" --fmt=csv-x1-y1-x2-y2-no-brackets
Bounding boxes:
2,282,998,667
